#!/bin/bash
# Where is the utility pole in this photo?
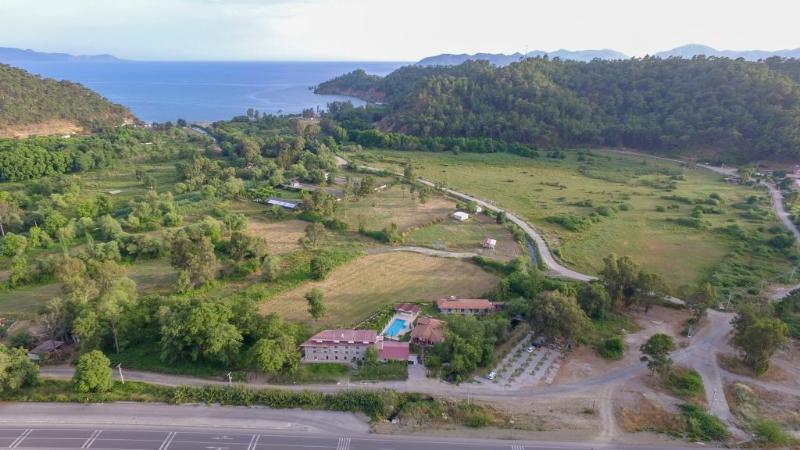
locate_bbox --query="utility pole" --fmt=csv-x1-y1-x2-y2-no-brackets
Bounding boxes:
116,364,124,384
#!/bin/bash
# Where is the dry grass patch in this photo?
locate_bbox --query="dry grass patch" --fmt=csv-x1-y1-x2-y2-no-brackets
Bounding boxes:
617,392,684,435
260,252,498,329
336,186,455,232
246,218,306,255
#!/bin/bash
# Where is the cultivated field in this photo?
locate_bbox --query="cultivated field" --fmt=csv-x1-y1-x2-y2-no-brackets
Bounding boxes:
355,149,794,290
260,252,498,329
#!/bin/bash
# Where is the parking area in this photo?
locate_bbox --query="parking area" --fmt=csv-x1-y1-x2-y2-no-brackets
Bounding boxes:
478,333,563,389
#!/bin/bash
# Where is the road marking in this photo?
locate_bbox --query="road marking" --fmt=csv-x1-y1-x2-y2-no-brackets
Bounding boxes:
8,429,31,449
157,432,176,450
511,445,525,450
336,437,350,450
246,434,259,450
81,430,102,448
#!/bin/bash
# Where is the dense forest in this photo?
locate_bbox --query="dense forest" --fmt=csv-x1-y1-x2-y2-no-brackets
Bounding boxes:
0,64,134,135
317,57,800,162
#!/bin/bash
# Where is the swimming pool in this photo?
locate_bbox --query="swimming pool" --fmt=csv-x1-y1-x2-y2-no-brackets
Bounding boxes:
384,318,407,338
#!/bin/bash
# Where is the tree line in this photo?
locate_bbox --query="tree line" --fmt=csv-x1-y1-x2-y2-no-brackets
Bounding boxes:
321,57,800,162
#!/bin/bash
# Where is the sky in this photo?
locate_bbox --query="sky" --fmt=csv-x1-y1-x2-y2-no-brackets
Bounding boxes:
2,0,799,61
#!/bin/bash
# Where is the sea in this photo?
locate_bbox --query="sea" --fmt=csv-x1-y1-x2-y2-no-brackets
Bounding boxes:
8,61,406,123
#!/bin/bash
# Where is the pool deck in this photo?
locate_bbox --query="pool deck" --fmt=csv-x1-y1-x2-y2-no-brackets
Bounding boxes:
380,311,419,340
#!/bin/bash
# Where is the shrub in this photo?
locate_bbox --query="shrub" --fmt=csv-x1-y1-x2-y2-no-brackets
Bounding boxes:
664,368,704,398
9,330,35,349
753,420,792,446
309,255,333,280
598,336,624,360
679,404,729,441
73,350,113,393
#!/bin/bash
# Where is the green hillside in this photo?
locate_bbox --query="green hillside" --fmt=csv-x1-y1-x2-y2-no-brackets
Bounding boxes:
319,57,800,162
0,63,135,137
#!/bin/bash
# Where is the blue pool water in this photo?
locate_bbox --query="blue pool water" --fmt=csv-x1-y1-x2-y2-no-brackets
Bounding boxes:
384,318,407,338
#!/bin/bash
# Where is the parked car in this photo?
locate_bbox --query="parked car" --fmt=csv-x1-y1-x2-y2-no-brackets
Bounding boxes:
526,346,535,353
487,371,497,380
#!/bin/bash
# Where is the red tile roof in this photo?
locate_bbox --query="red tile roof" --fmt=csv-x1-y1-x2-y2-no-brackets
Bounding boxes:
436,298,494,310
301,329,379,347
378,341,410,361
395,303,420,315
411,316,445,344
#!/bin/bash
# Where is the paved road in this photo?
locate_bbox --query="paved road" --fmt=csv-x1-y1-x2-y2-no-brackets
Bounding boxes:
0,426,725,450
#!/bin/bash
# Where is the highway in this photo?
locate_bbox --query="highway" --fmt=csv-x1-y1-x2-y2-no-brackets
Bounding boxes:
0,427,723,450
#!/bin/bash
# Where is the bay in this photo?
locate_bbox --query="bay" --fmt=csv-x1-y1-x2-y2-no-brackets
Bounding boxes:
8,60,405,123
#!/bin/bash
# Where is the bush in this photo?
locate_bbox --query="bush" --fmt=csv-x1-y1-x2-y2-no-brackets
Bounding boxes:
598,336,624,360
73,350,113,393
310,255,333,280
753,420,792,446
352,361,408,381
664,368,704,398
679,404,729,441
9,330,35,349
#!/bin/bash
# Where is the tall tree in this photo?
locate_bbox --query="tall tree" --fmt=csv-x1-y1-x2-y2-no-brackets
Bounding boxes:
305,288,326,320
640,333,676,377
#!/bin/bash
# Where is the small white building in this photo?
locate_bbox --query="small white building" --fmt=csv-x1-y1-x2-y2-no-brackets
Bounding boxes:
483,238,497,249
452,211,469,221
475,206,483,213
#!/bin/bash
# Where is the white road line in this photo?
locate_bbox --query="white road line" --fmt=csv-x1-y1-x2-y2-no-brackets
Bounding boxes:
86,430,103,448
81,430,101,449
8,429,32,449
157,432,176,450
246,434,258,450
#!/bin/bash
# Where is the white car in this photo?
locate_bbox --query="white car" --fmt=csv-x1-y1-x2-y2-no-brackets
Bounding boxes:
526,346,535,353
487,371,497,380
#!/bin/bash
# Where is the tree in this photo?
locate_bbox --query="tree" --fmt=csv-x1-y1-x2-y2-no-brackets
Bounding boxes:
402,163,415,183
301,222,327,250
529,291,590,344
640,333,676,377
310,255,333,280
261,254,279,282
0,344,39,393
73,350,112,393
250,334,300,374
600,254,665,310
305,288,326,320
169,232,219,287
688,282,718,316
159,298,243,364
0,199,22,237
357,175,376,197
9,255,32,287
577,281,612,319
732,317,788,375
0,233,27,257
496,210,507,224
363,347,379,365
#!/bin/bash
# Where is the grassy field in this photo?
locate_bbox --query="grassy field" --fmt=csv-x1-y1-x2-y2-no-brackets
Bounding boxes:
404,214,522,260
354,149,794,291
335,184,455,232
260,252,498,329
0,259,178,315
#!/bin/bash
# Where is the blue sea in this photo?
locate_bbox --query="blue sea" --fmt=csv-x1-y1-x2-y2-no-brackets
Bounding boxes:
9,61,406,123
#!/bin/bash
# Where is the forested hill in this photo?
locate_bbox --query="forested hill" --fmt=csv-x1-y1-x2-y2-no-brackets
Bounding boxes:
0,63,135,137
318,57,800,162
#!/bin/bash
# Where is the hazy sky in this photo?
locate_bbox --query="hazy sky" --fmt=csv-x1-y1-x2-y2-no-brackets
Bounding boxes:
2,0,799,61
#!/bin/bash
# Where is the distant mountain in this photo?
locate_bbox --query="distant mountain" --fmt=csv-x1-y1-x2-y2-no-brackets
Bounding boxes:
0,63,135,138
0,47,122,63
655,44,800,61
417,49,628,66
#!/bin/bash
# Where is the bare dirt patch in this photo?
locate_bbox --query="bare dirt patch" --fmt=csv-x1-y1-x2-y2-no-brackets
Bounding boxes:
556,306,691,384
246,219,306,255
0,120,82,138
616,391,684,435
